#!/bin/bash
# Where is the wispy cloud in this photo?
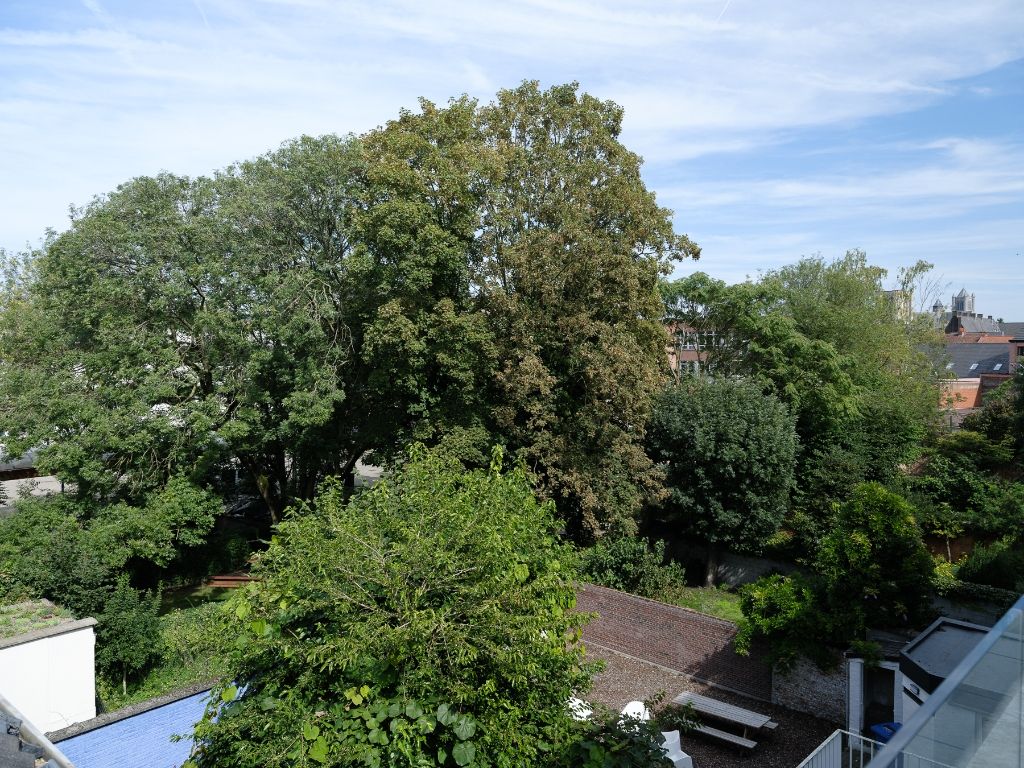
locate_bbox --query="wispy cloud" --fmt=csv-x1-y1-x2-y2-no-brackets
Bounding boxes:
0,0,1021,314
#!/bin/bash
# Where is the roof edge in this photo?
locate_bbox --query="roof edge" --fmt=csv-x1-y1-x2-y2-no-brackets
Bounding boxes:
0,617,97,650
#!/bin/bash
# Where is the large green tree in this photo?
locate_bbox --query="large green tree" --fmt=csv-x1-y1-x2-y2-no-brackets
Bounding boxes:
474,82,698,538
646,377,798,585
1,83,696,538
663,252,941,543
188,446,593,768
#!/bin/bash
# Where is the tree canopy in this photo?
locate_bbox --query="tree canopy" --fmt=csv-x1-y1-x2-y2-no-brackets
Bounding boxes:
661,252,942,541
0,82,696,537
189,446,593,768
646,377,797,584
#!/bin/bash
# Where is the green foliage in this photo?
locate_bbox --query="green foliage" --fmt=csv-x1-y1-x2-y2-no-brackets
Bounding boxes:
190,445,595,768
957,539,1024,592
88,477,221,568
739,484,935,669
736,573,828,670
817,483,934,637
662,253,941,535
1,83,696,539
910,432,1024,539
962,376,1022,456
579,538,685,598
647,377,797,554
0,496,114,616
558,710,672,768
471,82,698,540
96,575,163,694
0,481,220,613
98,601,232,710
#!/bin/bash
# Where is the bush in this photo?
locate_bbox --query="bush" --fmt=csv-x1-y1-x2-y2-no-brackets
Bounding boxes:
189,445,595,768
958,540,1024,592
736,573,830,670
558,709,672,768
580,537,685,598
96,576,163,696
97,601,231,711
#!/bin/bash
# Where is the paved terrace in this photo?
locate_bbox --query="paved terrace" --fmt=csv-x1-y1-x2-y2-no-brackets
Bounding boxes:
587,644,838,768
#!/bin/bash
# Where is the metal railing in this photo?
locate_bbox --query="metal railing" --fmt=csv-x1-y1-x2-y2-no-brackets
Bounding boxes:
866,595,1024,768
797,730,883,768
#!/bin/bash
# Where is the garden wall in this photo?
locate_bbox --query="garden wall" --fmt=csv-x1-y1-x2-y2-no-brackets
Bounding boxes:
576,583,773,702
772,656,847,725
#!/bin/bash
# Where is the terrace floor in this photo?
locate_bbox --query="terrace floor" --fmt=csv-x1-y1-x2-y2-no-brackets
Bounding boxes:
586,644,839,768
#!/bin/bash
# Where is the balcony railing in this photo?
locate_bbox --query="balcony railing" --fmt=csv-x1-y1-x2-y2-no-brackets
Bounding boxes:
797,729,883,768
867,594,1024,768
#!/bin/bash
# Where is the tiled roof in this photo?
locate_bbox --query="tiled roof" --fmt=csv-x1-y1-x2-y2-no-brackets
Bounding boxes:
956,315,1002,334
944,344,1010,379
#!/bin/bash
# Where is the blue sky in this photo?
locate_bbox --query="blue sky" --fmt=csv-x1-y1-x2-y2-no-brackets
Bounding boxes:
2,1,1022,318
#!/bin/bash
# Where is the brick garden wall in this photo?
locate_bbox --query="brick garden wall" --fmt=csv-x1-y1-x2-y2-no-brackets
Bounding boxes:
576,583,773,702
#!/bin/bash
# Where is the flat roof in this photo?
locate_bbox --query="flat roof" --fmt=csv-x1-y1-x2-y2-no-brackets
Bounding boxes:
0,600,75,641
900,617,989,695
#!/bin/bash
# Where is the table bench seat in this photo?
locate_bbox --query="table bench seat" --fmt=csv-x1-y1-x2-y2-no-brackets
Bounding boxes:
694,724,757,750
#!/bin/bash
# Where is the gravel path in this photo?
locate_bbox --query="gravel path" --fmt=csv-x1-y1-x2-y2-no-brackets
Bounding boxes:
586,644,839,768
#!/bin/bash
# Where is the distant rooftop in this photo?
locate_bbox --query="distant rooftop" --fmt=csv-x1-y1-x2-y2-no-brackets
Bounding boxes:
0,600,74,641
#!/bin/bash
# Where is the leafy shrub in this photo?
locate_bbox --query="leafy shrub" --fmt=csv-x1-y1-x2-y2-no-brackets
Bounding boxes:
558,709,672,768
958,540,1024,592
580,537,685,598
97,601,231,711
189,446,596,768
736,573,830,670
96,576,163,696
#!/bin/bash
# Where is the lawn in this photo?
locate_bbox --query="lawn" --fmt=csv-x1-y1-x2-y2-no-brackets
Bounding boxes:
661,585,744,624
160,584,234,614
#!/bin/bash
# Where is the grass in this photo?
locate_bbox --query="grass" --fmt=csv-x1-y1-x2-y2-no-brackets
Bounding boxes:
0,600,74,639
160,584,234,615
661,585,744,624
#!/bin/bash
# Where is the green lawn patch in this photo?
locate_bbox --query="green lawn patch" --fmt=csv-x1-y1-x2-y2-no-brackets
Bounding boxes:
160,584,234,615
661,585,744,624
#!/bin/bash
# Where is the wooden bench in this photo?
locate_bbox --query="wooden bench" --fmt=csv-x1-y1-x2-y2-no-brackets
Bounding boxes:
694,723,757,751
673,691,777,737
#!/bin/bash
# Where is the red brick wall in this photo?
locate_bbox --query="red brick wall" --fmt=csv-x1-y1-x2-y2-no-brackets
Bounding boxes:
576,583,773,702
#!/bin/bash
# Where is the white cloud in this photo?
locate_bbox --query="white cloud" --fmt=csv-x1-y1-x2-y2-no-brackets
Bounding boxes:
0,0,1022,304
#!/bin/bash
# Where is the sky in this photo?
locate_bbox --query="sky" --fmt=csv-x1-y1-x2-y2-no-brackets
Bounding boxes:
2,1,1022,319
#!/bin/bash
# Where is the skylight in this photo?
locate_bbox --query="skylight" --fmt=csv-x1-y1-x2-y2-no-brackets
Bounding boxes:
994,363,1002,371
969,363,979,371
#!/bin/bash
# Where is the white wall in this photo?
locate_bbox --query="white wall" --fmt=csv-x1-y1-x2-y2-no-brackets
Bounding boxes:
0,621,96,733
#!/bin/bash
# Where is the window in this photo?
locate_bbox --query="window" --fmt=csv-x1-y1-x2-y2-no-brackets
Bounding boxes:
993,363,1003,371
969,363,979,371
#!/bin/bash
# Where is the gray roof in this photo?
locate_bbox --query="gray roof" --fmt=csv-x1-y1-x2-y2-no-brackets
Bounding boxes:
944,344,1010,378
900,617,989,696
955,315,1002,334
1000,321,1024,339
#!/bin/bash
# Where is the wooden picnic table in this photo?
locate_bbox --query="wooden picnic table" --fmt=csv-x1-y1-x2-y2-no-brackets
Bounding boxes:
672,691,778,742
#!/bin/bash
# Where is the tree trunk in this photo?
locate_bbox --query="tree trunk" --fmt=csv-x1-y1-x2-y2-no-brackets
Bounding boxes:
704,546,719,588
122,667,127,697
